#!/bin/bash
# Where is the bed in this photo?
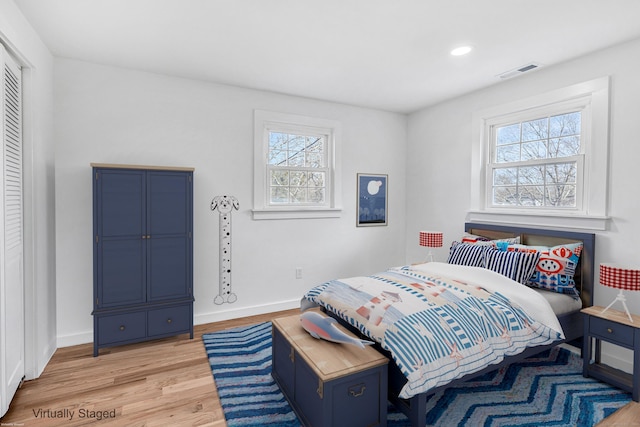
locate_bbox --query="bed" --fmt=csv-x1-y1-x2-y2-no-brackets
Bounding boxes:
300,223,595,426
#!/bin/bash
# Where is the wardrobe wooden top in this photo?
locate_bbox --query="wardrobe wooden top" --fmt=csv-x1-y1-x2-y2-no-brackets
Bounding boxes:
90,163,195,172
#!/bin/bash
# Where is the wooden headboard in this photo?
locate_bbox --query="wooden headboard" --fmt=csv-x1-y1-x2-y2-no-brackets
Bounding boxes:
464,222,596,309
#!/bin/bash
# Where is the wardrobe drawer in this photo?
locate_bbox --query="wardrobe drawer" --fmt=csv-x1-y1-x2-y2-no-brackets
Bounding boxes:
97,312,146,346
148,304,191,337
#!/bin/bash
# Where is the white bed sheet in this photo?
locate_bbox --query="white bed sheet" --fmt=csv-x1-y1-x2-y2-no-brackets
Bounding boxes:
533,287,582,316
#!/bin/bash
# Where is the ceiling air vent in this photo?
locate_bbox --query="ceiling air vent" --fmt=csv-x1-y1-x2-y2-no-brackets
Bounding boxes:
497,62,542,80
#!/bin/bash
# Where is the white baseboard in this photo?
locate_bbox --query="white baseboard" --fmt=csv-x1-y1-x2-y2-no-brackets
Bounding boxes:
600,349,633,374
195,298,300,325
57,330,93,348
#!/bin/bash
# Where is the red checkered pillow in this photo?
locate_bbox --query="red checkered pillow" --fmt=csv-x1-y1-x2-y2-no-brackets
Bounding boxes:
508,242,583,296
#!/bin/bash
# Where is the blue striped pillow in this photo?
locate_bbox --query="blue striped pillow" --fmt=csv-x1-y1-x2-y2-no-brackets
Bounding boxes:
483,248,541,284
446,242,489,267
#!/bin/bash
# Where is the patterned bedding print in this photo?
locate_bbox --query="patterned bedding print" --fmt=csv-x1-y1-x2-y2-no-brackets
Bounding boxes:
302,265,563,399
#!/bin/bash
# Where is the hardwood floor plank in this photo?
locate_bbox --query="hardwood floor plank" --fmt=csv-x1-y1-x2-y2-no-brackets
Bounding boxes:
596,401,640,426
2,307,637,426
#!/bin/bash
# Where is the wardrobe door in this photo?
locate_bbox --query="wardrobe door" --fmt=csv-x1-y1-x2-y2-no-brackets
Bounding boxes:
94,169,146,308
146,171,192,301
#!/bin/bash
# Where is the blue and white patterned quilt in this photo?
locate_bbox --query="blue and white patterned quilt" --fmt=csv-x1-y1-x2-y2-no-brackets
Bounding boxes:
301,262,564,399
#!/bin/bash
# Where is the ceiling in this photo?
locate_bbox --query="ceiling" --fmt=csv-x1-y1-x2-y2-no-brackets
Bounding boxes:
14,0,640,113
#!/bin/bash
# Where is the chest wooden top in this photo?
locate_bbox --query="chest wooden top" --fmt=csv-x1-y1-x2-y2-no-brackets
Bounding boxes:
272,313,388,381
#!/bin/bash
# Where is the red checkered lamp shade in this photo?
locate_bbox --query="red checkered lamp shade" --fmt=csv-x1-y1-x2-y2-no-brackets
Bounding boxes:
599,263,640,322
419,231,442,263
419,231,443,248
600,264,640,291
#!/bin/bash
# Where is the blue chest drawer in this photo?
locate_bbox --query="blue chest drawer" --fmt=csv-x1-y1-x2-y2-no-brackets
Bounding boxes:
94,302,193,352
148,304,192,337
272,314,388,427
97,312,147,346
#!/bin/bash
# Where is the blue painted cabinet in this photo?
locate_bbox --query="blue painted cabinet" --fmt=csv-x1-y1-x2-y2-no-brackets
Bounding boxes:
92,164,194,356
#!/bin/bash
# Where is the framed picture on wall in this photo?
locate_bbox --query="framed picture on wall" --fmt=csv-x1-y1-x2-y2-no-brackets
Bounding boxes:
356,173,388,226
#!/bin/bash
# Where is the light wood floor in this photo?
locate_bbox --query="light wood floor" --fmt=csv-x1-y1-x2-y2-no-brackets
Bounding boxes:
1,308,638,426
0,309,298,426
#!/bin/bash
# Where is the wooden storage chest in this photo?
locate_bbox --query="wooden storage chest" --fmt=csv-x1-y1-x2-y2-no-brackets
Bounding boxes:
272,314,388,427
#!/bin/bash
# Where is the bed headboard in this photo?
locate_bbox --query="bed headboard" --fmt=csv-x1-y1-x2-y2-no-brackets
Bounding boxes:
464,222,596,309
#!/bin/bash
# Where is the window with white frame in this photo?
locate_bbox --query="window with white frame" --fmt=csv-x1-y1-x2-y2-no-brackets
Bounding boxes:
490,109,583,209
470,77,610,230
253,110,342,220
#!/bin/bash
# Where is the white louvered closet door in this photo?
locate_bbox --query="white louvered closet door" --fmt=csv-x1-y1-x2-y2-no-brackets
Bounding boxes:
0,45,24,418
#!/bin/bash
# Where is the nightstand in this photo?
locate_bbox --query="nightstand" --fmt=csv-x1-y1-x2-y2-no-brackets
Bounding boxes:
582,306,640,401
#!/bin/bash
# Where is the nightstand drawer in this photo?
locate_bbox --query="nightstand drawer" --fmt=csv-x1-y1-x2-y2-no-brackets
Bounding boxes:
590,316,634,347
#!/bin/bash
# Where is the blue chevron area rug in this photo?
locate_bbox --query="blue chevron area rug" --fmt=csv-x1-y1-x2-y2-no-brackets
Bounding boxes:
203,322,631,427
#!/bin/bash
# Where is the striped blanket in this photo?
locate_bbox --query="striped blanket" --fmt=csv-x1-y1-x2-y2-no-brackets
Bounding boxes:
302,262,563,399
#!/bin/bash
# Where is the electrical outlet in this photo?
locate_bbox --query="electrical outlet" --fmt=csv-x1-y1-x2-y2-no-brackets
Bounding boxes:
295,267,303,279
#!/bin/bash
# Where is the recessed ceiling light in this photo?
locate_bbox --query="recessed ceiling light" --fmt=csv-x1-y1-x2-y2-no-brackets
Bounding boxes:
451,46,472,56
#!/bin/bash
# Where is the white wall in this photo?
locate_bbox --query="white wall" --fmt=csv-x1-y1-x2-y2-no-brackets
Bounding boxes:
0,0,56,378
54,58,408,346
406,37,640,371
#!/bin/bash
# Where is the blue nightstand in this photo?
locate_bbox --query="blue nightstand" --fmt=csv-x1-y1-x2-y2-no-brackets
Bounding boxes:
582,306,640,401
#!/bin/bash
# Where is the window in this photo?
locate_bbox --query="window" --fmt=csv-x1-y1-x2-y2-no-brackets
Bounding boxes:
490,110,582,209
268,131,327,205
253,110,342,219
470,77,610,230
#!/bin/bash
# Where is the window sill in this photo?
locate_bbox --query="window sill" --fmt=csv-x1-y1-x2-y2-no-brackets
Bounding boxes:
252,207,342,220
466,210,609,231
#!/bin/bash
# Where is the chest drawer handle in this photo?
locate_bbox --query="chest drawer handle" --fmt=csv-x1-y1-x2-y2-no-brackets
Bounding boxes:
349,384,366,398
289,347,294,363
167,318,172,324
607,328,613,333
119,325,125,331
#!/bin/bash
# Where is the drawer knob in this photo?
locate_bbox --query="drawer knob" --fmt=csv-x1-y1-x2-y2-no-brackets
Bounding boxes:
349,383,366,398
607,328,613,333
167,318,172,324
119,325,125,331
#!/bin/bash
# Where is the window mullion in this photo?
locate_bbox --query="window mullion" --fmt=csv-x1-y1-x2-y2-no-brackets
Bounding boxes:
491,155,581,169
